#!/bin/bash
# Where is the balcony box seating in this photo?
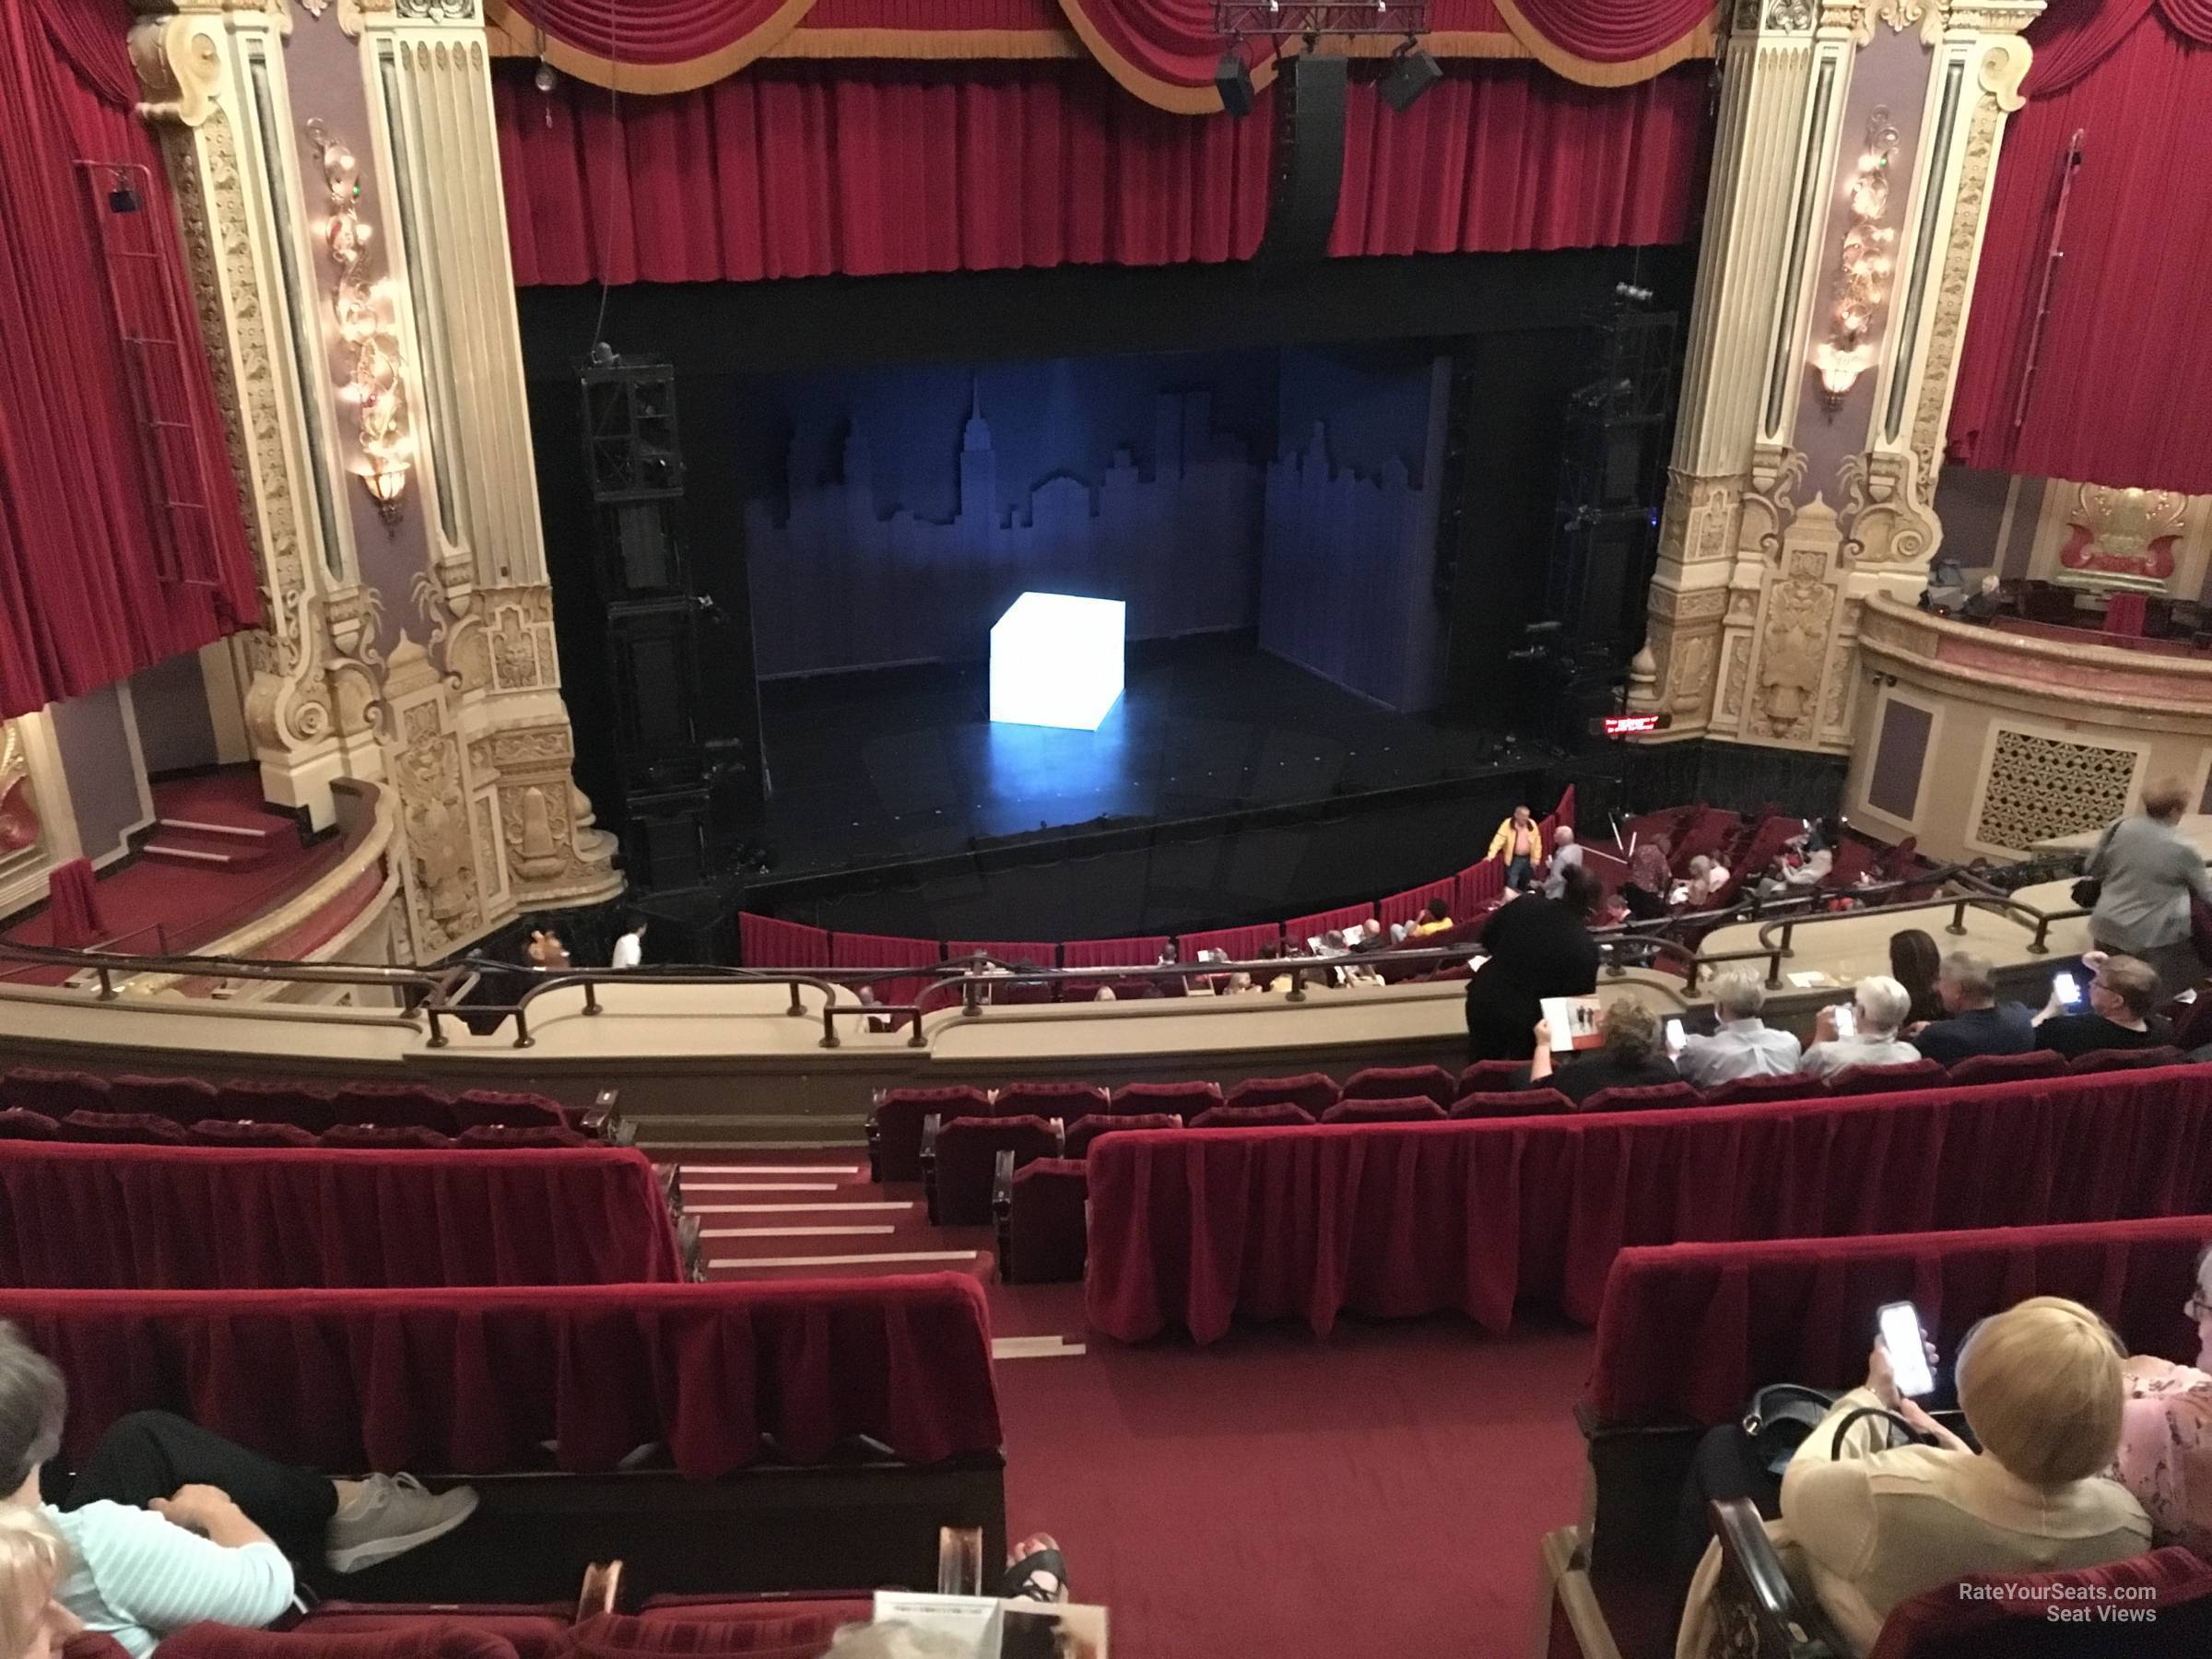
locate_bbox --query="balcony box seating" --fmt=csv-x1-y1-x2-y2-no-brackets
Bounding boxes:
1109,1081,1221,1120
9,1277,1004,1601
333,1083,462,1134
324,1124,456,1150
867,1088,990,1182
1450,1088,1572,1118
1339,1065,1456,1108
1002,1158,1088,1285
931,1115,1059,1225
1087,1065,2212,1345
1575,1082,1702,1114
1220,1074,1337,1115
1947,1050,2066,1086
1826,1057,1947,1095
0,1067,109,1119
1321,1098,1446,1124
0,1142,684,1288
109,1073,221,1123
222,1078,341,1134
0,1108,59,1139
1699,1073,1823,1107
1188,1103,1317,1130
452,1089,575,1132
1065,1112,1180,1159
2069,1044,2186,1075
991,1082,1110,1124
59,1110,191,1145
192,1119,321,1147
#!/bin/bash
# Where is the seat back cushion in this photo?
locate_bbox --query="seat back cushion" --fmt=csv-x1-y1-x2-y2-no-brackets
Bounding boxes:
156,1622,523,1659
1321,1098,1447,1124
559,1606,859,1659
1189,1103,1317,1130
1450,1088,1572,1119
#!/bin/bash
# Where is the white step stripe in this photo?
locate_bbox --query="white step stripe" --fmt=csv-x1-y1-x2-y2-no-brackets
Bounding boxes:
992,1335,1087,1359
702,1224,897,1239
683,1182,840,1193
681,1164,862,1176
145,844,233,864
688,1201,914,1214
708,1250,979,1269
158,817,274,841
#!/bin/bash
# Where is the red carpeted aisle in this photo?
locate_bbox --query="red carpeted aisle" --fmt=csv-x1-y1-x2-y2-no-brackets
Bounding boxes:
994,1313,1595,1659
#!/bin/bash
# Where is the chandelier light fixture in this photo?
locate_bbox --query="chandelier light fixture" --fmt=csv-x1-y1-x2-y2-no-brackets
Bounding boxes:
1809,108,1900,410
306,120,412,524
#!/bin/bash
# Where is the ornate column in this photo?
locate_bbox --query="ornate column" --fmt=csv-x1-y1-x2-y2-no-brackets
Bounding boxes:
1630,1,2041,767
129,0,618,960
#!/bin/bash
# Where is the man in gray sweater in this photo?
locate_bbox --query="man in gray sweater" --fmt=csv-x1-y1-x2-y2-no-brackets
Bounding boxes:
2087,780,2212,995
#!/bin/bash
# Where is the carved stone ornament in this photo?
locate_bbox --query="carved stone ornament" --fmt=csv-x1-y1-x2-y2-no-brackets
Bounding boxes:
0,724,44,869
384,634,482,952
1839,449,1939,568
1857,0,1942,44
1750,501,1844,742
1672,632,1720,716
395,0,477,19
1760,0,1816,29
2057,484,2188,585
1741,444,1809,561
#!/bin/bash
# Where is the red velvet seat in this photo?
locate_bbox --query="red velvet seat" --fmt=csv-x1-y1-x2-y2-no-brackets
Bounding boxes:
1947,1050,2066,1086
59,1110,190,1145
1101,977,1160,1000
993,979,1054,1004
294,1611,570,1659
451,1089,573,1131
1577,1082,1702,1114
1458,1059,1527,1095
1004,1157,1088,1285
558,1608,864,1659
1109,1080,1222,1120
191,1118,320,1147
0,1067,109,1119
1700,1072,1825,1106
1340,1064,1455,1108
153,1623,522,1659
1189,1102,1317,1130
220,1078,339,1134
2066,1044,2186,1075
457,1125,594,1149
332,1082,462,1134
992,1081,1111,1124
931,1114,1058,1225
1321,1097,1447,1124
866,1086,990,1182
0,1108,60,1139
321,1124,456,1150
1065,1112,1181,1158
1221,1073,1338,1115
1449,1088,1572,1118
1827,1057,1947,1095
1864,1547,2212,1657
109,1073,221,1124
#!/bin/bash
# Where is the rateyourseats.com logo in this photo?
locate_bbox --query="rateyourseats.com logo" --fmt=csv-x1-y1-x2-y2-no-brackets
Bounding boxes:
1957,1580,2162,1624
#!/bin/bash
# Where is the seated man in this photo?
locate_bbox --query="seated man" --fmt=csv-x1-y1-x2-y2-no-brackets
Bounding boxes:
0,1324,477,1658
2032,951,2173,1060
1799,975,1922,1078
1907,950,2035,1066
1675,971,1802,1088
1526,1000,1679,1106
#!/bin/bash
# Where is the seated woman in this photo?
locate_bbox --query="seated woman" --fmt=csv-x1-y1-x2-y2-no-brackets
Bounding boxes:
1621,841,1672,922
2115,1244,2212,1556
1681,854,1729,910
1526,1000,1678,1106
1776,1298,2149,1656
0,1324,477,1658
1,1507,75,1659
1403,897,1454,940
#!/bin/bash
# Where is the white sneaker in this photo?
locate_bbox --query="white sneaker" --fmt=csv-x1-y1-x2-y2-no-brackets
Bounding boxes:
324,1473,480,1573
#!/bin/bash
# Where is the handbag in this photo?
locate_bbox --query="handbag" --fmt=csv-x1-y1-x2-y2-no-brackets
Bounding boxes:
2072,819,2118,909
1742,1383,1841,1475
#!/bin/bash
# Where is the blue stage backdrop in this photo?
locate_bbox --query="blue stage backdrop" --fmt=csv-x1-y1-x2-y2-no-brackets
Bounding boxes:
733,345,1447,710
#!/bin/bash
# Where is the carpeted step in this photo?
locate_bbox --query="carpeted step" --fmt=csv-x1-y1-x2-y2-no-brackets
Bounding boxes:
668,1157,996,1285
143,822,281,871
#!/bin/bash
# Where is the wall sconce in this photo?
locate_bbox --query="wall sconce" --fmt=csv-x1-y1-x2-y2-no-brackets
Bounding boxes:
306,120,412,526
1809,109,1900,411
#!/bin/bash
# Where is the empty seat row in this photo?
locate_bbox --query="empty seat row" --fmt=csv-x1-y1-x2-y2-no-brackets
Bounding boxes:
0,1108,593,1149
0,1066,600,1137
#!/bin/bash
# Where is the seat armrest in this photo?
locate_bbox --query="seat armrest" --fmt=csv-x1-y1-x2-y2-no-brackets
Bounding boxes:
865,1115,884,1183
922,1113,942,1225
677,1213,704,1282
992,1149,1017,1279
584,1088,625,1142
1707,1498,1849,1659
575,1560,623,1621
660,1161,683,1217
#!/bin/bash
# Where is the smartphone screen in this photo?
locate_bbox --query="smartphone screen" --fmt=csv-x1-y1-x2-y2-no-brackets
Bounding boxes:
1878,1300,1936,1398
1833,1003,1856,1040
1665,1018,1686,1054
2053,971,2081,1006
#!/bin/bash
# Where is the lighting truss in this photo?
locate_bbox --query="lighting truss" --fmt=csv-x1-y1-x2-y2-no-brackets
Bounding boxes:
1214,3,1429,37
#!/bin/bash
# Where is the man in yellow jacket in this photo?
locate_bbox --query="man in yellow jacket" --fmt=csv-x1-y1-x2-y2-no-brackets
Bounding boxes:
1487,804,1544,892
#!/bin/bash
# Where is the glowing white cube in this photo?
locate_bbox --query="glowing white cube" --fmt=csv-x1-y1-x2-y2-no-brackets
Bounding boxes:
989,592,1125,731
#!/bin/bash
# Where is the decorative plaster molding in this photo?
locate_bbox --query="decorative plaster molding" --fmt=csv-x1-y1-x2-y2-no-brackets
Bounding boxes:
1839,448,1939,568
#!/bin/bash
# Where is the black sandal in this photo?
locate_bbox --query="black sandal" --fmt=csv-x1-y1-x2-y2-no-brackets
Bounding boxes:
1001,1542,1069,1604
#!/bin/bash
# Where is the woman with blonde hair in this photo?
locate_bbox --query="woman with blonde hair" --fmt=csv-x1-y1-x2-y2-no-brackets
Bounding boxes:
0,1508,75,1659
2115,1242,2212,1554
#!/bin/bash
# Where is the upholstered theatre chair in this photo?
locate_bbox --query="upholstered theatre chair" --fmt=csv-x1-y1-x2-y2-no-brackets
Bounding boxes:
190,1119,320,1147
109,1073,221,1124
998,1155,1088,1285
451,1088,573,1130
1065,1112,1181,1158
1700,1073,1824,1107
1339,1065,1456,1108
0,1108,60,1139
331,1081,462,1133
1449,1088,1572,1118
1321,1098,1446,1124
220,1077,339,1133
57,1110,190,1145
1109,1080,1222,1120
1576,1081,1702,1114
867,1086,990,1182
1189,1102,1317,1130
1221,1073,1338,1115
929,1113,1059,1225
1947,1051,2066,1087
1457,1059,1527,1096
320,1124,455,1150
1826,1057,1947,1095
0,1067,110,1120
994,1081,1111,1124
2065,1045,2186,1075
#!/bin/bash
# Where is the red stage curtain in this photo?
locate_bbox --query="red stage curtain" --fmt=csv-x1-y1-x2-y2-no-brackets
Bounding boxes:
1084,1065,2212,1344
1062,935,1171,969
1947,4,2212,495
1054,0,1248,112
737,912,832,968
1178,923,1280,959
42,858,104,948
0,0,260,720
1492,0,1719,75
0,1142,684,1288
505,0,814,66
1586,1216,2211,1430
0,1276,1001,1477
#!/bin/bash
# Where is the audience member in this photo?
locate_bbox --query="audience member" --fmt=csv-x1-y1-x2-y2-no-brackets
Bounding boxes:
2085,778,2212,995
609,917,647,970
1682,854,1729,910
2032,951,2172,1060
0,1507,73,1659
1402,897,1454,939
818,1628,963,1659
1772,1297,2148,1657
1674,973,1801,1088
1526,1000,1678,1106
0,1324,477,1658
1798,976,1921,1078
1542,827,1584,901
1464,866,1601,1061
2115,1243,2212,1555
1487,805,1543,893
1906,950,2034,1065
524,930,571,971
1888,928,1945,1024
1622,841,1672,922
1347,919,1389,956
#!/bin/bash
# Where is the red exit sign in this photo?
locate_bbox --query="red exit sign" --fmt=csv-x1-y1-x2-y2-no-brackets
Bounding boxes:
1597,712,1672,737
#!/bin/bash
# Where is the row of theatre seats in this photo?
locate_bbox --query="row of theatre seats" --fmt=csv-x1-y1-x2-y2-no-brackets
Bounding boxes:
0,1066,608,1135
1559,1212,2212,1658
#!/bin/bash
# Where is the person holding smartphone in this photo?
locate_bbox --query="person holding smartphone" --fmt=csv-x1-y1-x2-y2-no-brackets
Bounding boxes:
1798,976,1921,1079
2031,951,2172,1060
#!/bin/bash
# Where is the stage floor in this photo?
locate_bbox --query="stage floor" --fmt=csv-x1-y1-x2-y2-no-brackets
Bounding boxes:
757,635,1522,875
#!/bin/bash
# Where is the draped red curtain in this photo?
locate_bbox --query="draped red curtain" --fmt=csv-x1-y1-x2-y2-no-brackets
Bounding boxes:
0,0,260,719
1947,3,2212,495
506,0,807,63
1493,0,1718,72
497,56,1703,285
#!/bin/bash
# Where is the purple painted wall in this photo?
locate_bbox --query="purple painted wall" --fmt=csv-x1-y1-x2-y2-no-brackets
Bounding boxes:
48,683,147,865
1930,465,2013,570
128,650,219,776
